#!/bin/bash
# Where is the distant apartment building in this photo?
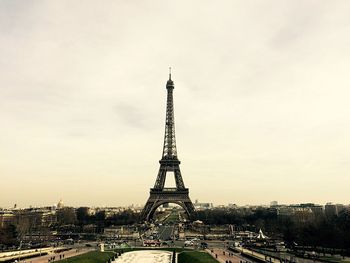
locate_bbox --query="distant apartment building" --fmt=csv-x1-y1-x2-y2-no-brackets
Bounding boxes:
293,207,314,222
336,204,345,214
15,208,57,228
325,203,345,218
0,210,15,227
276,203,325,222
194,200,213,210
277,206,294,217
299,203,324,217
325,203,337,217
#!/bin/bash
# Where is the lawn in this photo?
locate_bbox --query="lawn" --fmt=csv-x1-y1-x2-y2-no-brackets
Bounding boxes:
178,251,218,263
55,251,115,263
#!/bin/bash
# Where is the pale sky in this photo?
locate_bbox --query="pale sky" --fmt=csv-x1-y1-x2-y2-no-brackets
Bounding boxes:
1,0,350,208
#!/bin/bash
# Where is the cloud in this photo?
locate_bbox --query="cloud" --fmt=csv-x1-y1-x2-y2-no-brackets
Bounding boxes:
114,103,148,129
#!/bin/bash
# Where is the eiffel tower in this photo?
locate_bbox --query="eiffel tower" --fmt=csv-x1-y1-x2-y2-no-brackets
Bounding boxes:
140,69,195,221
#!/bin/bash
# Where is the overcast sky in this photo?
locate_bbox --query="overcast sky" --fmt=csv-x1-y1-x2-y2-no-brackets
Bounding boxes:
1,0,350,208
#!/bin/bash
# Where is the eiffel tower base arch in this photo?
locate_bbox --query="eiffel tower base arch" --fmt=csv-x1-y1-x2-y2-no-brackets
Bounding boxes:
140,188,195,222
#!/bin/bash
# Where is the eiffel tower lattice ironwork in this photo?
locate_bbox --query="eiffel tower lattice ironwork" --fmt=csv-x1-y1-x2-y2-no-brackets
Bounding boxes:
140,70,195,221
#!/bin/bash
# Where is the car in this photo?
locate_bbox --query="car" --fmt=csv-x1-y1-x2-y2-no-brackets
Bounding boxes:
200,242,208,249
184,240,194,246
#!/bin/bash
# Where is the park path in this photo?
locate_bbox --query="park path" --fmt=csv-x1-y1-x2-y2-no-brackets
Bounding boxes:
18,248,92,263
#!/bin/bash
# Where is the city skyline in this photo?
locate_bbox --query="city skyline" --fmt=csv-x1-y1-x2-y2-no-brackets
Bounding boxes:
1,1,350,208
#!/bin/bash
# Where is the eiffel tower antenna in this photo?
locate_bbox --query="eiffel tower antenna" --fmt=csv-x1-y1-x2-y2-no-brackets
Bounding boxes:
140,70,195,222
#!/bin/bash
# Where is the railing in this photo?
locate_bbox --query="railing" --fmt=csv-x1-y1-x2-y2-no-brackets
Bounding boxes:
150,188,189,193
163,188,178,192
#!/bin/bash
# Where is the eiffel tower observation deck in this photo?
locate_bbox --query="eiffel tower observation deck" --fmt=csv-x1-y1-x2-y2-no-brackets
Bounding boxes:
140,69,195,221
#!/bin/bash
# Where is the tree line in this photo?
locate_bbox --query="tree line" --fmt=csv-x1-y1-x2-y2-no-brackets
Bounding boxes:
193,208,350,250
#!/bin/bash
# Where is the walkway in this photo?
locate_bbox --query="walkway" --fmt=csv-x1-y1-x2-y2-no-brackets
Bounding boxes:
207,248,253,263
17,248,92,263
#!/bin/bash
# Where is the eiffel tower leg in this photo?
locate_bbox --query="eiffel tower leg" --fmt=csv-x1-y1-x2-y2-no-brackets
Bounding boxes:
154,166,167,189
174,167,185,189
140,200,154,221
184,201,195,214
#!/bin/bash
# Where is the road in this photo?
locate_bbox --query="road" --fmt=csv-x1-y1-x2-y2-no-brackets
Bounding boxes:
158,225,174,241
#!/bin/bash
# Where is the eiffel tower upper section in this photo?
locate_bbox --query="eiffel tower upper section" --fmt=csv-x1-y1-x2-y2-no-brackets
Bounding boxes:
162,69,178,160
152,69,186,190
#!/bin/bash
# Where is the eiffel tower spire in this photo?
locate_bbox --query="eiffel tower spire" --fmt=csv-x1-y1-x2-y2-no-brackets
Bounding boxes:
140,70,195,221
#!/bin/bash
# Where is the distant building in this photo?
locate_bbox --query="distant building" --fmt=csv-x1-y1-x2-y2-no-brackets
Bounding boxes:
336,204,345,214
15,208,57,227
276,203,324,221
0,210,15,227
57,199,64,209
300,203,324,217
277,206,294,217
194,200,213,210
324,203,344,218
270,201,278,207
293,207,313,222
